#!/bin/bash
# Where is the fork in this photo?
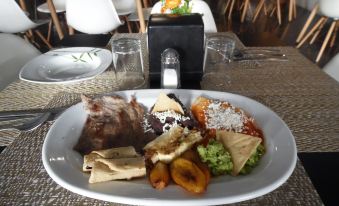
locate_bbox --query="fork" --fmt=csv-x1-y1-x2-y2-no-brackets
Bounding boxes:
0,112,51,132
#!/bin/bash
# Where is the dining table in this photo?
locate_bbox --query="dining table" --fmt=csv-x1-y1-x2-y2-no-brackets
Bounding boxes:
0,32,338,205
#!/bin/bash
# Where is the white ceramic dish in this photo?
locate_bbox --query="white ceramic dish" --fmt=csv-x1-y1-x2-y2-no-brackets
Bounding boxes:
42,89,297,206
19,47,112,84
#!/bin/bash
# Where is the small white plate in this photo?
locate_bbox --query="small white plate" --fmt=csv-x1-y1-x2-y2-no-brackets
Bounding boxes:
42,89,297,206
19,47,112,84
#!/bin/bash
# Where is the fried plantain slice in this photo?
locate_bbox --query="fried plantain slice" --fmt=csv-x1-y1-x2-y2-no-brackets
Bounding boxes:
170,158,207,194
181,150,211,184
149,161,170,190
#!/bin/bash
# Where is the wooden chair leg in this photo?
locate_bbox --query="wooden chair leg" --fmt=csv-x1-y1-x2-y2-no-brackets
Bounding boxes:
47,20,52,42
223,0,231,15
270,6,277,17
330,21,338,48
316,21,336,62
296,4,319,43
276,0,281,25
288,0,293,21
35,30,52,49
241,0,250,23
310,19,326,44
253,0,265,22
124,16,132,33
228,0,235,20
297,17,327,48
293,0,297,19
263,2,268,15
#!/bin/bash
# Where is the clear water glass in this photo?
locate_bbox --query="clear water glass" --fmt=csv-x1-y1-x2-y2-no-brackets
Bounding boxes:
203,36,235,73
112,38,145,90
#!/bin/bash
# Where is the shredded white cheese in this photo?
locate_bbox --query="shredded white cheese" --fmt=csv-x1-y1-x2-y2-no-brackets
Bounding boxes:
204,102,247,132
153,110,190,133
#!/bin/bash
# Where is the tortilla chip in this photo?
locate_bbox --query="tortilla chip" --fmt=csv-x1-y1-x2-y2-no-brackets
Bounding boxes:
151,92,184,114
83,146,139,172
216,130,262,176
89,161,146,184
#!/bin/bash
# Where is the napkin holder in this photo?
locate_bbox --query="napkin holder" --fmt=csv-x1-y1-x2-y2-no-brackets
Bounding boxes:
148,14,204,83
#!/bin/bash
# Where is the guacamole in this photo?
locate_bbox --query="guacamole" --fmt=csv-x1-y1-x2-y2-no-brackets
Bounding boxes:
240,144,265,174
197,139,233,176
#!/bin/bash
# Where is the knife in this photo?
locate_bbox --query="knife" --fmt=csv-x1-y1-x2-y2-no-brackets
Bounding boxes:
0,107,68,121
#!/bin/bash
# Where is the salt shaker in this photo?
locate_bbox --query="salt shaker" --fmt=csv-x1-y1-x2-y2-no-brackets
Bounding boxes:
161,48,180,89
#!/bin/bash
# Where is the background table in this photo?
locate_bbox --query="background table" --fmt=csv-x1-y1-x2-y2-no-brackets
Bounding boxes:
1,33,338,205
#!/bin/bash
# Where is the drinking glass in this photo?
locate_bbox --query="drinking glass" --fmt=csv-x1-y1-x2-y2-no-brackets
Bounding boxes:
203,36,235,74
112,38,145,90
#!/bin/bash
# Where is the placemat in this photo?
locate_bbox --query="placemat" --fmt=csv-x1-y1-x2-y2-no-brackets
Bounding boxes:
202,47,339,153
0,35,326,205
0,118,322,206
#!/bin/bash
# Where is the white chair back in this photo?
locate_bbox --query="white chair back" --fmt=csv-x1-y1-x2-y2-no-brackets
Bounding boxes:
323,53,339,83
37,0,66,13
0,34,41,91
66,0,122,34
319,0,339,19
151,0,217,33
0,0,38,33
112,0,136,16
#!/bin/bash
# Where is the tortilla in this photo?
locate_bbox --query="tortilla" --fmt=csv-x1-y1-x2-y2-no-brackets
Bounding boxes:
83,146,139,172
89,161,146,184
151,92,184,114
216,130,262,176
96,157,145,172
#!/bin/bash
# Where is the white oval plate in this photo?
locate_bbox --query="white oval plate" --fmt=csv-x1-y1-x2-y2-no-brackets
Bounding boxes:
19,47,112,84
42,89,297,206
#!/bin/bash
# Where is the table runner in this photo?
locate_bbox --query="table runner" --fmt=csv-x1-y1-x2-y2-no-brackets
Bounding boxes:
0,118,322,205
0,33,335,205
201,47,339,152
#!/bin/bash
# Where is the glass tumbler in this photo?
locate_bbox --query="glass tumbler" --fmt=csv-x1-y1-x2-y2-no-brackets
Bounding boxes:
112,38,145,90
203,36,235,74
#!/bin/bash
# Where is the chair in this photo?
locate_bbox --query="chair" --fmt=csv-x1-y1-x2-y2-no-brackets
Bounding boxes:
252,0,297,25
295,2,319,43
0,0,52,48
151,0,217,33
66,0,122,34
37,0,66,41
112,0,136,33
0,33,41,91
323,53,339,83
296,0,339,62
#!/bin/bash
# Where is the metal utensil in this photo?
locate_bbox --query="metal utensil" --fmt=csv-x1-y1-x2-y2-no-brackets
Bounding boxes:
0,112,51,132
234,48,286,59
0,107,67,131
0,107,67,121
233,56,288,61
